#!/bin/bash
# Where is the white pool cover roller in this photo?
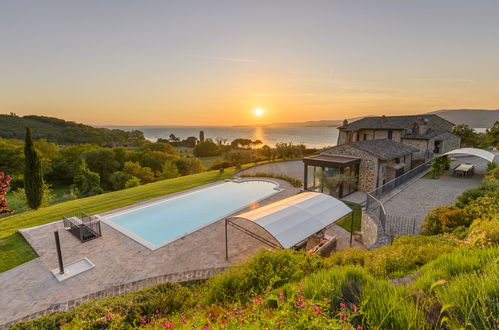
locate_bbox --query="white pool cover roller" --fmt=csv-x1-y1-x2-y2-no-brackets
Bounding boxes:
444,148,496,163
234,192,352,248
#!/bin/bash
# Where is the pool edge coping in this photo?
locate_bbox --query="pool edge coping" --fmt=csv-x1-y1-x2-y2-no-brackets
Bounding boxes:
98,178,283,251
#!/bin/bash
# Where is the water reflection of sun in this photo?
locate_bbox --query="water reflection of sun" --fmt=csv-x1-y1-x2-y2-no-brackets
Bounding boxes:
252,126,266,145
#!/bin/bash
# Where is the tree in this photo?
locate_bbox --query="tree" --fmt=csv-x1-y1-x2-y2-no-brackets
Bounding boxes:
199,131,205,143
159,161,179,179
109,171,132,190
83,149,121,190
0,172,13,214
452,124,477,147
123,161,155,184
73,161,103,197
168,134,180,142
24,127,44,209
486,120,499,148
193,140,220,157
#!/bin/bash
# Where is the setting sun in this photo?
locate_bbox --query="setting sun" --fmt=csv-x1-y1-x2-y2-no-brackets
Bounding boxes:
254,108,264,117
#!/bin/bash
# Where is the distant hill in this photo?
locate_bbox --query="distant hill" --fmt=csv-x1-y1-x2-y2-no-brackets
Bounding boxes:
427,109,498,128
0,114,146,146
267,116,369,127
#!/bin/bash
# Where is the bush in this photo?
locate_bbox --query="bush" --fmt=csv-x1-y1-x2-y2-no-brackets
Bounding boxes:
422,206,472,235
12,282,195,329
327,236,457,277
239,173,302,188
203,250,324,304
465,219,499,248
124,176,141,188
465,196,499,221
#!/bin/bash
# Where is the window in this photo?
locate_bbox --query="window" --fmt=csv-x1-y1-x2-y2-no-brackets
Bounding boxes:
395,157,400,164
387,130,393,140
363,133,368,141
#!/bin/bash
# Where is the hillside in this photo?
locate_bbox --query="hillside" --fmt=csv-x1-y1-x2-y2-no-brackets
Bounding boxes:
427,109,499,128
0,114,146,146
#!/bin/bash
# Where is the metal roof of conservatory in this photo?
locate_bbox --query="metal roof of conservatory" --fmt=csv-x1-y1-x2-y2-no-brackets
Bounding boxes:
233,192,352,249
444,148,496,163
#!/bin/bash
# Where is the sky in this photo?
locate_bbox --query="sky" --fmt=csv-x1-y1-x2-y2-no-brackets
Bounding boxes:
1,0,499,126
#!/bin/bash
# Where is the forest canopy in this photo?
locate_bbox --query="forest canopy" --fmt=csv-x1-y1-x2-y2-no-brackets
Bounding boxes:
0,114,146,146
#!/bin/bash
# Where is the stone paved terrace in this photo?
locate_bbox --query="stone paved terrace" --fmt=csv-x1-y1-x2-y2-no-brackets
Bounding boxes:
383,155,493,233
0,178,363,326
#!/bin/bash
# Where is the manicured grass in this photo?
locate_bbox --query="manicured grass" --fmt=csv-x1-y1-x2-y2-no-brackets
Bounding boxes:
174,146,224,169
0,168,238,272
336,202,362,233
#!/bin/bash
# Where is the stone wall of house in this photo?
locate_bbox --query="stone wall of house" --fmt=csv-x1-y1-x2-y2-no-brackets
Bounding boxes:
431,132,461,154
321,145,378,192
402,138,429,160
361,211,379,248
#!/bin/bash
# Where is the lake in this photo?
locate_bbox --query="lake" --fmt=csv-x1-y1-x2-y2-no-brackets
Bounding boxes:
104,126,340,149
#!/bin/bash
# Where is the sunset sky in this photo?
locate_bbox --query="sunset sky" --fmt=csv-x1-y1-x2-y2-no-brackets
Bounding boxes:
1,0,498,126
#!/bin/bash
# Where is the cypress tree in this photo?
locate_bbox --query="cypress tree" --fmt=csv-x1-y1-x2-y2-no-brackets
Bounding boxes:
24,127,44,209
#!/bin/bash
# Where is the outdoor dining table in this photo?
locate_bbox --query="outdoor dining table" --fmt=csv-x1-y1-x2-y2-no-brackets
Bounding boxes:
453,163,474,177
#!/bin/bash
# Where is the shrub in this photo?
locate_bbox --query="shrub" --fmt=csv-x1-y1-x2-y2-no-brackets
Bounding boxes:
12,282,195,329
422,206,472,235
327,236,457,277
486,161,498,172
239,173,302,188
465,196,499,221
124,176,141,188
203,250,324,304
465,219,499,248
209,160,233,170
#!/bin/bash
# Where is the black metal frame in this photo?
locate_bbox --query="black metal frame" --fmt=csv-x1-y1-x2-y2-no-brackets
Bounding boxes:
63,211,102,243
224,210,354,260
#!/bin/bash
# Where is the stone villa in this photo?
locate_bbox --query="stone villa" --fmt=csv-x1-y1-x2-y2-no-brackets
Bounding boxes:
303,114,461,197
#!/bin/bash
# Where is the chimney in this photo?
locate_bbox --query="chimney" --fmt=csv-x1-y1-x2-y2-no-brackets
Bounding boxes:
415,116,429,135
343,119,348,126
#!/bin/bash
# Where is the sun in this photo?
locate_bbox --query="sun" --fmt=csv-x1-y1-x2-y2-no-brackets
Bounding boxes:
254,108,264,116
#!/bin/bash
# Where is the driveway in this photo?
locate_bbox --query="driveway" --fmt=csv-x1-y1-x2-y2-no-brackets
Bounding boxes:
383,155,488,233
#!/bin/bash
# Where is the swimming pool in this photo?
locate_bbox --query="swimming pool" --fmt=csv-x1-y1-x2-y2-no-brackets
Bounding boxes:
102,179,281,250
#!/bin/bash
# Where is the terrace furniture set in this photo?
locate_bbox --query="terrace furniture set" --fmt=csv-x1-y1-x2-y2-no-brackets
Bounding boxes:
452,163,474,178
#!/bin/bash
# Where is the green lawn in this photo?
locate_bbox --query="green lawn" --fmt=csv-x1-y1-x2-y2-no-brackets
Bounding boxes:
0,168,238,272
174,147,224,169
336,202,362,233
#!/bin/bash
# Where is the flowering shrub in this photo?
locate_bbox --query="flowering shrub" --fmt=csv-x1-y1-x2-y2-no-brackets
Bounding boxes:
465,219,499,248
0,172,14,214
203,249,324,304
422,206,472,235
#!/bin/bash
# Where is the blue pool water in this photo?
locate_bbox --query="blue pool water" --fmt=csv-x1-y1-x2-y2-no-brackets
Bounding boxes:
105,180,279,249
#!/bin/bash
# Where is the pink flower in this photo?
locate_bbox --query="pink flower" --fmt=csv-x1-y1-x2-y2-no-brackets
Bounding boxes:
316,310,321,315
343,317,349,321
118,311,123,315
279,291,284,296
105,314,112,319
298,282,303,287
357,326,363,330
353,304,359,311
140,318,147,324
340,302,346,308
204,326,210,330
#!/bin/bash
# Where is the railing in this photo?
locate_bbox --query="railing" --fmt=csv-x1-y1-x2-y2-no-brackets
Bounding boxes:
63,211,101,243
366,193,387,230
369,158,433,201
